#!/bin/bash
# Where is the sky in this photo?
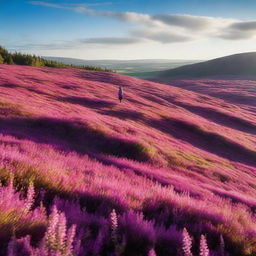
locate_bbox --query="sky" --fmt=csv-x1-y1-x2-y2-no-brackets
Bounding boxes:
1,0,256,60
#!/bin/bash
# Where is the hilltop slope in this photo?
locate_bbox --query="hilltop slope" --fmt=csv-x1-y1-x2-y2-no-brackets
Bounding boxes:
0,64,255,256
158,52,256,78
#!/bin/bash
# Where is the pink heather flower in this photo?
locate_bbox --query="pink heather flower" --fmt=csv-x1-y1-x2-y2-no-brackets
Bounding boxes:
200,235,209,256
39,201,47,216
56,212,67,251
182,228,193,256
25,181,35,213
110,209,118,231
110,209,118,246
148,248,157,256
43,205,77,255
45,205,60,249
66,224,76,253
8,173,14,191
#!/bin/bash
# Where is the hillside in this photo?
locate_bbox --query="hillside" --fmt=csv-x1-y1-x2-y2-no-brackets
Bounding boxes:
157,52,256,78
0,64,256,256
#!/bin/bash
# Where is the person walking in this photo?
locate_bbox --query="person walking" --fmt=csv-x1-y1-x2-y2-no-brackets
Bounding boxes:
118,86,123,103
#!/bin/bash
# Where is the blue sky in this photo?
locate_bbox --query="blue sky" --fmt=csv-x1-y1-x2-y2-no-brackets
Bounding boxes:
1,0,256,59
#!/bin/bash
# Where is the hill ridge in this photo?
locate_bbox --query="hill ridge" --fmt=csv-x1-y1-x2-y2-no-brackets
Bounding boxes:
159,51,256,78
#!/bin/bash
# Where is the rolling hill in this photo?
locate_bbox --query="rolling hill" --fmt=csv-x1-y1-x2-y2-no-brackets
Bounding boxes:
0,64,255,256
157,52,256,78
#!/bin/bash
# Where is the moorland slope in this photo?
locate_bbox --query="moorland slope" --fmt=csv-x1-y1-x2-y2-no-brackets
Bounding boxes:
0,64,255,256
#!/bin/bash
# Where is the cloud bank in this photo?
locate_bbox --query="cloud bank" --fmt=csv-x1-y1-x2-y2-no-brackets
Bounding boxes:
28,1,256,48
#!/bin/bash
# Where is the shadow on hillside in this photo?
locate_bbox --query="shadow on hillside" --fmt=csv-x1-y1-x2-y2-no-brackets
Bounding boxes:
77,70,132,87
26,76,51,84
147,117,256,166
159,80,256,107
56,96,116,109
61,85,79,90
143,95,169,105
0,83,18,88
78,190,127,216
210,92,256,106
169,100,256,134
0,117,149,162
100,109,144,120
27,88,52,96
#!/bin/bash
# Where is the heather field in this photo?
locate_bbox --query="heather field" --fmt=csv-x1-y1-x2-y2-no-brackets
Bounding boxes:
0,64,255,256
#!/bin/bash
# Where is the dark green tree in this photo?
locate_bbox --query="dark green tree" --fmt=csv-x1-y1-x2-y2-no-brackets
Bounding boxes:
0,54,4,64
5,55,14,64
0,45,113,72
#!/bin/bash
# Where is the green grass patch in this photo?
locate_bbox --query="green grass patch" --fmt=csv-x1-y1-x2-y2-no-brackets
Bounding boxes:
167,149,212,168
0,101,32,117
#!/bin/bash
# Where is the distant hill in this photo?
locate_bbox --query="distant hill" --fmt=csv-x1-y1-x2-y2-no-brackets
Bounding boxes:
43,56,200,76
158,52,256,78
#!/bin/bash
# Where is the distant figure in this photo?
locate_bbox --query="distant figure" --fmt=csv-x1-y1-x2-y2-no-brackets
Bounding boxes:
118,86,123,103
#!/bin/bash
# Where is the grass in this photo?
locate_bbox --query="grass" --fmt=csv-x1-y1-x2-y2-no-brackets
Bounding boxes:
0,101,32,117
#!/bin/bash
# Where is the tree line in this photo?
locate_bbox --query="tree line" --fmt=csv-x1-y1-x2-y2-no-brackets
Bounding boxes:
0,46,112,72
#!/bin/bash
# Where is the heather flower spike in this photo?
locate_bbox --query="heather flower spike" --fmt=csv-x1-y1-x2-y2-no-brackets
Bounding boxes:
45,205,60,249
182,228,193,256
24,181,35,213
200,235,209,256
56,212,67,251
66,224,77,253
110,209,118,232
110,209,118,242
9,173,14,190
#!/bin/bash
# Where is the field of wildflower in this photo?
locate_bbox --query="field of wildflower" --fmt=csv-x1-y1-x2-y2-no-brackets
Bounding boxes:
0,64,255,255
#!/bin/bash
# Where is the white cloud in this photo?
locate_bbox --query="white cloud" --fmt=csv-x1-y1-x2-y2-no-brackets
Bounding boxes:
28,1,256,44
10,37,144,52
80,37,143,45
153,14,214,30
131,29,194,43
29,1,62,8
230,21,256,31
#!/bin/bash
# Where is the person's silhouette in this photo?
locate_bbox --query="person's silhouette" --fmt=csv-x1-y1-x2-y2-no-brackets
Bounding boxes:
118,86,123,103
